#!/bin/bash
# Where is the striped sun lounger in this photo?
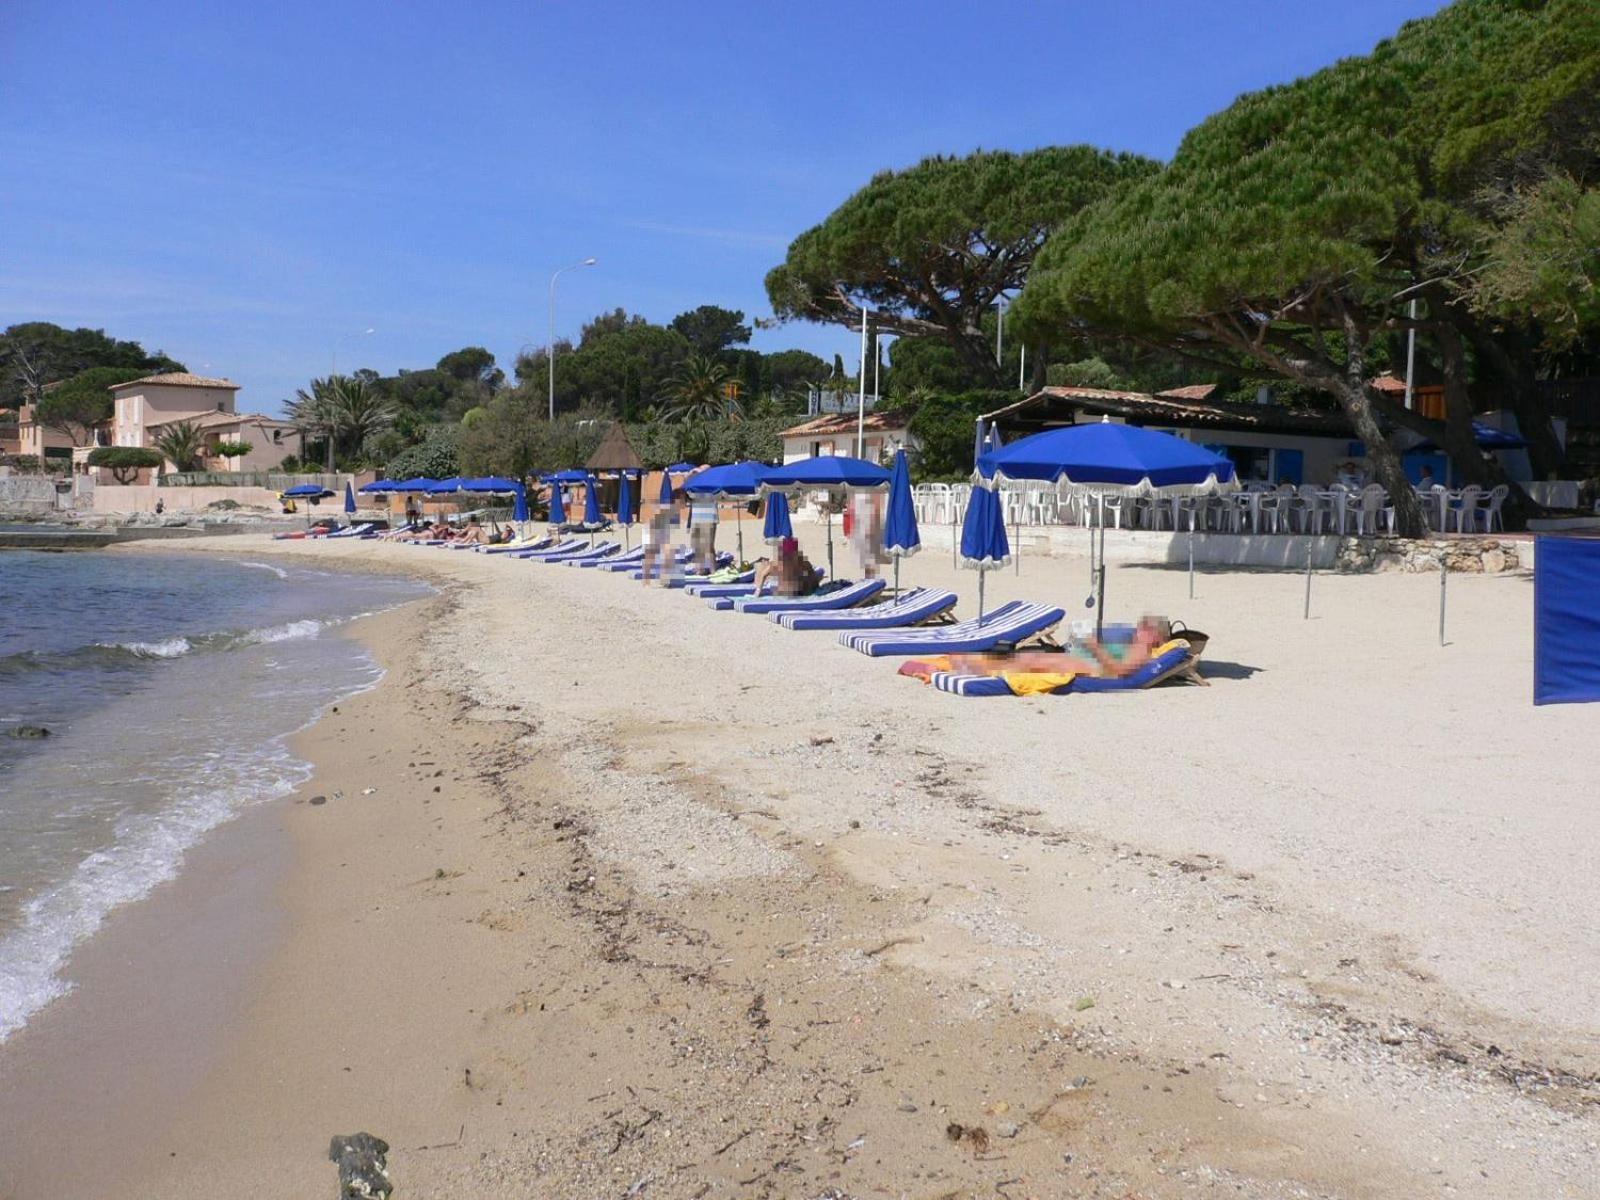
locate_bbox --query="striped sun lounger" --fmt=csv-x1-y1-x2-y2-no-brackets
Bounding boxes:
928,643,1198,697
479,536,554,555
538,541,618,564
601,550,688,579
572,545,645,569
511,538,588,559
324,522,375,539
713,577,886,614
773,587,958,631
839,601,1065,657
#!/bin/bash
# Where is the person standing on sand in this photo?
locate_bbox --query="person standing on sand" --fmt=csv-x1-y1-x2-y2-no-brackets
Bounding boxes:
688,489,718,572
641,501,673,583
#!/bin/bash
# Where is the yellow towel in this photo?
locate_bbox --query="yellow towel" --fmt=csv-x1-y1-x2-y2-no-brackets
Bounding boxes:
999,671,1078,696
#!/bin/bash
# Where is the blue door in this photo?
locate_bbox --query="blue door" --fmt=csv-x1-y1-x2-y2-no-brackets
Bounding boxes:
1274,449,1304,485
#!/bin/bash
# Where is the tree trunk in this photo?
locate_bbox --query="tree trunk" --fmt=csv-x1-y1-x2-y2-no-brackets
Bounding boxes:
1467,323,1566,480
1336,315,1426,536
1435,320,1541,529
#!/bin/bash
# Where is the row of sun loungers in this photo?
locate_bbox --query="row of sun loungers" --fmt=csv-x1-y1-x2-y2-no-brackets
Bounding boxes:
320,525,1203,696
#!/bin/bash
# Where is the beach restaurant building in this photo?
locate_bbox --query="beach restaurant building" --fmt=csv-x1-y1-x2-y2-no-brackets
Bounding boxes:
981,385,1416,487
779,410,914,466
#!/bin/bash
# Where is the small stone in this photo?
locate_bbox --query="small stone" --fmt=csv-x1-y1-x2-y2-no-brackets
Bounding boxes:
996,1120,1020,1138
9,725,50,739
309,794,327,806
1379,1030,1404,1046
1163,979,1187,990
896,1097,918,1113
362,787,376,796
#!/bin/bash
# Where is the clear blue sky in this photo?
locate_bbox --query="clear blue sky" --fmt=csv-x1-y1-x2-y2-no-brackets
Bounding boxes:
1,0,1447,415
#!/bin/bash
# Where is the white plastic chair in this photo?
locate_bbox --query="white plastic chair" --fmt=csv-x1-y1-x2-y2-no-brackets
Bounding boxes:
1350,484,1386,536
1480,485,1508,533
1448,486,1482,534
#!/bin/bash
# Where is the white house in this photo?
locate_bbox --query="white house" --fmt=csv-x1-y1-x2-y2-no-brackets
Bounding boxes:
778,410,915,466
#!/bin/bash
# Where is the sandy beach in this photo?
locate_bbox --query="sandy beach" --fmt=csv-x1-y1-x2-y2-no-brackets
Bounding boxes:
2,526,1595,1199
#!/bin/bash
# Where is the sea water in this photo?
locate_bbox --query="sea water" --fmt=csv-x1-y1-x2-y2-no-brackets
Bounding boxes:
0,550,429,1040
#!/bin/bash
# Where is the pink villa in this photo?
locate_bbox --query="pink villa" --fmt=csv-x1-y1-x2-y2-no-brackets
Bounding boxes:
103,372,301,474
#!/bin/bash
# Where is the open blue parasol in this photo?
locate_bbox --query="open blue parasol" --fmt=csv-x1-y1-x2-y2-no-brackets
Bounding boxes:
282,483,335,498
759,455,890,580
979,419,1237,635
685,461,770,563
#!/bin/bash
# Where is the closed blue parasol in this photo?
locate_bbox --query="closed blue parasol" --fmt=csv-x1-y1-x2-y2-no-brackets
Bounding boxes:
658,469,674,506
959,478,1011,621
618,472,634,528
583,476,603,525
550,480,567,524
512,485,529,523
762,491,793,546
883,448,920,593
344,480,357,515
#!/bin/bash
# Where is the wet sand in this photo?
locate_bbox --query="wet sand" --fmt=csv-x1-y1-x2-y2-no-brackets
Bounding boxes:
2,529,1595,1199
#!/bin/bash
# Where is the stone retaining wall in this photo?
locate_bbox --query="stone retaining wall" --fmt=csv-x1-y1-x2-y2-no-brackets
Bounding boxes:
1334,537,1522,574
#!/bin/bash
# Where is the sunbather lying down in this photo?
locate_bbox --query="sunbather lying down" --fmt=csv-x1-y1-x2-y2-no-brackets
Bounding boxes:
901,616,1206,686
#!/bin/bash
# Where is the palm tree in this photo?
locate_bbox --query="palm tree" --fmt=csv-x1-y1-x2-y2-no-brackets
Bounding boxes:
286,377,338,469
664,353,740,425
152,420,205,472
286,375,397,470
326,375,396,464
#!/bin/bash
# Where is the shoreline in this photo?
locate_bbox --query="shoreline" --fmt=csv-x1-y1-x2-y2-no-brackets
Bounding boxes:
2,532,1595,1198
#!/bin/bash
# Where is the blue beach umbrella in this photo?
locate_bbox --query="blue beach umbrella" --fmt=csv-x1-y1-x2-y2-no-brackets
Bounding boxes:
462,476,521,492
343,480,357,516
762,490,793,547
686,460,771,563
657,469,674,506
549,468,593,483
583,475,603,525
760,455,890,580
760,455,891,492
882,448,920,593
425,477,466,493
617,473,635,547
390,478,437,492
282,483,335,498
666,461,700,473
977,420,1237,492
550,479,568,525
979,419,1237,635
960,479,1011,622
359,479,398,493
512,485,529,524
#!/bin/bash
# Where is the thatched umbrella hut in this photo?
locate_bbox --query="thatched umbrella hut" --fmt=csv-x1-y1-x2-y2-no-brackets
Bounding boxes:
584,424,645,518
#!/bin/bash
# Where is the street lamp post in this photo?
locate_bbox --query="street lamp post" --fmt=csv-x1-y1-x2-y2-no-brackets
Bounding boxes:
331,327,375,378
549,258,598,421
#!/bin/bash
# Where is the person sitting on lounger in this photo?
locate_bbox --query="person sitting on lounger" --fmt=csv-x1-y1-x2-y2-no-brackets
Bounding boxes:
454,517,491,545
751,537,820,597
946,615,1174,679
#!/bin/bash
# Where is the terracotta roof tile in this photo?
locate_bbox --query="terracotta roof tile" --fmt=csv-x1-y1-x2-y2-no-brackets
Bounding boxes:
107,372,240,392
779,410,911,438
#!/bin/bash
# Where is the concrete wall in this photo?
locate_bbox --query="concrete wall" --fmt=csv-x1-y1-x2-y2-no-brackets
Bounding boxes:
91,484,292,513
0,476,70,513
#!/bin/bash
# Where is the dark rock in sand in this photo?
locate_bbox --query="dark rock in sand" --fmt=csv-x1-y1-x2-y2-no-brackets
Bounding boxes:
10,724,50,739
309,794,328,806
329,1132,392,1198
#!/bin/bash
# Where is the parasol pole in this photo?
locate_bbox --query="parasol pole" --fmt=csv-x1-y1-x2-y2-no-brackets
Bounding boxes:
1188,505,1196,599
